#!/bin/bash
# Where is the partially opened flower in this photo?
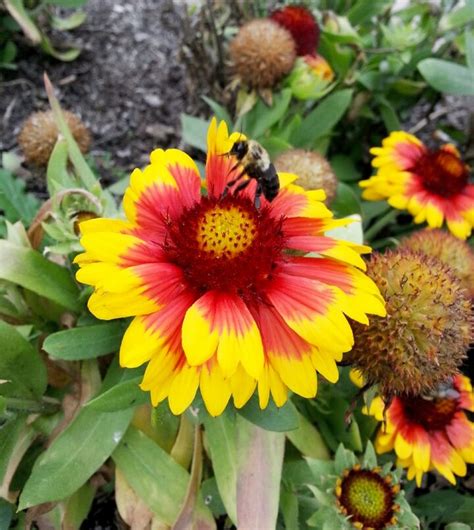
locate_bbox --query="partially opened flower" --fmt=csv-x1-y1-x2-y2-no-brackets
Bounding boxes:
360,132,474,239
287,54,335,100
270,5,320,56
74,118,385,416
307,444,419,529
365,375,474,486
400,228,474,298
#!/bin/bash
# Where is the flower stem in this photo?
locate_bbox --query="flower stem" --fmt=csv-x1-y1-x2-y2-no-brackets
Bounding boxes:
364,209,399,242
4,396,60,415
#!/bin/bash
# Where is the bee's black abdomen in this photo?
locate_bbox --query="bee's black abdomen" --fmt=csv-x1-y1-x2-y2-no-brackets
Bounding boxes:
262,164,279,201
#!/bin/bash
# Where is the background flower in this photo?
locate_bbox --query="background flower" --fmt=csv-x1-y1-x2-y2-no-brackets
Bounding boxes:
366,375,474,486
360,132,474,239
75,118,385,416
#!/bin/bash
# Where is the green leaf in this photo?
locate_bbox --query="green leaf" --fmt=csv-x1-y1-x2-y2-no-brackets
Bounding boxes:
62,483,95,530
204,412,237,524
0,169,40,224
242,89,292,139
40,34,81,61
43,322,125,361
347,0,391,25
330,154,361,182
378,99,401,132
3,0,41,44
113,427,213,525
412,490,474,524
286,412,330,459
0,499,13,529
259,136,292,159
0,40,17,64
362,441,377,468
280,488,299,530
291,89,353,148
0,416,28,482
330,182,361,217
445,524,472,530
18,364,134,510
46,139,77,195
418,58,474,96
465,30,474,70
202,96,232,126
0,240,80,311
44,0,88,6
50,11,86,31
236,417,285,530
440,0,474,31
181,114,209,152
237,395,299,432
0,321,47,399
85,376,148,412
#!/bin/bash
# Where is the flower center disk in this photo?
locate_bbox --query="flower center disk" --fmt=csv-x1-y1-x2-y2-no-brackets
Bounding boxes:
414,149,468,197
197,205,256,258
403,394,459,431
338,469,395,529
165,195,285,296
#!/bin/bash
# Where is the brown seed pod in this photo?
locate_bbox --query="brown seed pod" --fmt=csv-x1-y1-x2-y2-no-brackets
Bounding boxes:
399,228,474,298
347,249,473,397
229,19,296,89
18,110,91,167
274,148,338,205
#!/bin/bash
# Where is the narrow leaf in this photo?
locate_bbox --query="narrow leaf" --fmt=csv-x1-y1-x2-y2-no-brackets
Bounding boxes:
0,169,40,224
286,412,330,459
236,417,285,530
4,0,41,44
181,114,209,152
418,58,474,96
85,377,148,412
291,90,353,147
43,322,125,360
113,427,213,525
0,320,47,399
237,395,299,432
204,412,237,524
0,240,80,311
243,89,292,139
18,366,134,510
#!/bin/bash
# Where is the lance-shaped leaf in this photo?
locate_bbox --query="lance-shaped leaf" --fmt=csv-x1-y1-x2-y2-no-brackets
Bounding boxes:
18,364,134,510
204,412,237,524
0,240,80,311
113,427,214,527
236,416,285,530
0,320,47,399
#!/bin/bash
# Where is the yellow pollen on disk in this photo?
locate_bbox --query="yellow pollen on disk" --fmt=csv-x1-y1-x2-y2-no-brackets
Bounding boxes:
197,206,256,258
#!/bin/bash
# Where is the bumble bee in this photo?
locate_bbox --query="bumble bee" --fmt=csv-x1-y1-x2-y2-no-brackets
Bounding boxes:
223,140,280,208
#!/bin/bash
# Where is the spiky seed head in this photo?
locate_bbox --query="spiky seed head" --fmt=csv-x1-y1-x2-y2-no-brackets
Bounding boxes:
400,229,474,298
18,110,91,167
275,149,337,205
347,249,472,397
229,19,296,89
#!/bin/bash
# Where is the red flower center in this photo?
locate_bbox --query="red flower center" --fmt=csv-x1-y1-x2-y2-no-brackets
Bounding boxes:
270,5,320,56
164,195,285,299
403,395,459,431
337,469,396,529
414,149,469,198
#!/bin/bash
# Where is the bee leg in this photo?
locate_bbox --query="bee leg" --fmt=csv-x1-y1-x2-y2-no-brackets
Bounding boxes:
254,181,263,209
222,170,246,198
232,178,251,196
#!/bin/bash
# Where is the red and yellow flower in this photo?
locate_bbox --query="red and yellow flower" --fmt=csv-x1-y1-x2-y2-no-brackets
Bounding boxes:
366,375,474,486
75,118,385,416
360,131,474,239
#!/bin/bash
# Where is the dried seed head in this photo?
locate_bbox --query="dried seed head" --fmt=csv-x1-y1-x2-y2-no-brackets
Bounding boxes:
18,110,91,167
275,149,337,204
347,249,472,397
400,229,474,298
229,19,296,89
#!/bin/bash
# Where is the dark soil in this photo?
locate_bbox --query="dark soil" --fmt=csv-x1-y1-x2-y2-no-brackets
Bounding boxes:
0,0,202,188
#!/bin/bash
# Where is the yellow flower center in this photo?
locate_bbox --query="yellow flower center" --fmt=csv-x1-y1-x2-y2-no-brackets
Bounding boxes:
197,205,257,258
346,476,387,520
